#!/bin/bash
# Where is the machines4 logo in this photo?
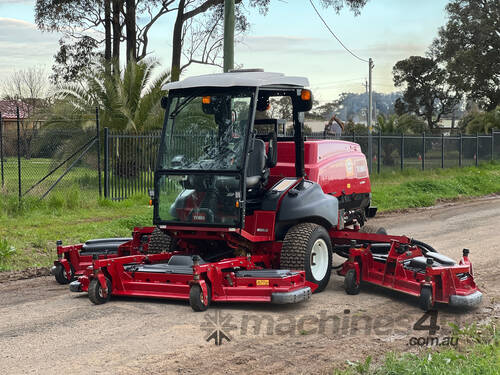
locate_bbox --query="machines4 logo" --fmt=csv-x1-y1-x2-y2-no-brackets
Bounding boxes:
201,310,237,346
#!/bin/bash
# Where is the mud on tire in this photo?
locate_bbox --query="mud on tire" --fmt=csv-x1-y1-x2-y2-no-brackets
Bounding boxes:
148,227,173,254
280,223,333,293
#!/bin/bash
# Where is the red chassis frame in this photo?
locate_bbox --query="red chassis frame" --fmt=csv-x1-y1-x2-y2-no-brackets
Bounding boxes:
77,252,316,304
337,233,481,308
53,227,156,281
70,227,481,310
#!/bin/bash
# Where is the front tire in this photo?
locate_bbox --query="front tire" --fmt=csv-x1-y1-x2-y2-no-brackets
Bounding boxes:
54,263,73,284
189,284,211,312
280,223,333,293
88,277,112,305
344,269,360,295
419,286,434,311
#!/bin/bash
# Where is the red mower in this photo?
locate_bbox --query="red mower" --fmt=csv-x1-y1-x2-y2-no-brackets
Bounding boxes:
335,230,482,310
51,227,171,284
65,70,481,311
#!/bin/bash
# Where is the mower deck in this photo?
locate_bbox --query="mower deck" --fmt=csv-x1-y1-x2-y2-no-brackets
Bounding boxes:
71,251,314,310
337,235,482,310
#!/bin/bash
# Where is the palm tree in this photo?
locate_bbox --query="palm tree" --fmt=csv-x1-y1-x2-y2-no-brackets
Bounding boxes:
55,58,170,133
50,59,170,177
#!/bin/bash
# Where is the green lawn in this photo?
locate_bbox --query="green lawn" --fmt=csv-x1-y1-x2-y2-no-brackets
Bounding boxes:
0,195,151,271
372,161,500,212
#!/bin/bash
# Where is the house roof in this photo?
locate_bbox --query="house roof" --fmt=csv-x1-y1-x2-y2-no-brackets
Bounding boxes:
162,71,309,91
0,100,31,120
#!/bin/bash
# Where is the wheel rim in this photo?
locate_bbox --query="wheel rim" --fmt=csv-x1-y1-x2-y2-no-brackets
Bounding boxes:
98,285,104,298
199,290,205,305
310,238,329,281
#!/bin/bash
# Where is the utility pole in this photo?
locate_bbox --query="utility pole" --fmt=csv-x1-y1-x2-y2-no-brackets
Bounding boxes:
223,0,235,72
364,80,368,125
367,58,374,173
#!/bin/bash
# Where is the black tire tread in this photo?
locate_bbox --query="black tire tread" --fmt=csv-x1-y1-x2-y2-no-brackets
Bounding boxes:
280,223,320,270
419,286,433,311
189,284,211,312
148,227,173,254
344,269,360,295
280,223,332,293
54,263,71,285
88,277,111,305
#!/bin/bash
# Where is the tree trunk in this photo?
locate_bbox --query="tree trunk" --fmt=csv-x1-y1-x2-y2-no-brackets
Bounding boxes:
125,0,137,62
171,0,185,82
112,0,122,68
104,0,112,73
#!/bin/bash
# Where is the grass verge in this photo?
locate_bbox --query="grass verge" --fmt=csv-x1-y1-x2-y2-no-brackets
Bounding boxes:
0,194,151,271
372,162,500,212
333,321,500,375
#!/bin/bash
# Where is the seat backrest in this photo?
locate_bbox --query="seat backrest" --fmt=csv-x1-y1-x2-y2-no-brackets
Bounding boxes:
246,139,267,188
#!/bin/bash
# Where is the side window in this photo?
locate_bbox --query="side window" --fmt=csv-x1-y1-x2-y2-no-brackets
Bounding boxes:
254,96,292,136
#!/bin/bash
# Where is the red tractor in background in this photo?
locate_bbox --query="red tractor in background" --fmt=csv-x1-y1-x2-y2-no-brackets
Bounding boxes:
62,71,481,311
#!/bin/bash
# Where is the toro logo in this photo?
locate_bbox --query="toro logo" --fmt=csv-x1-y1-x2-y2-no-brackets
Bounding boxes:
193,214,206,222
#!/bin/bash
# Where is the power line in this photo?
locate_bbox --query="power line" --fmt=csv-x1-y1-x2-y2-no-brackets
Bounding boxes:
309,0,369,63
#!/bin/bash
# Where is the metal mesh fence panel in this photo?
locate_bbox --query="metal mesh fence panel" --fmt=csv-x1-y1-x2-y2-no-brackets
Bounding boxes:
108,131,161,201
402,135,422,170
0,125,99,202
478,135,492,162
494,132,500,160
461,136,476,167
444,136,460,168
379,135,401,173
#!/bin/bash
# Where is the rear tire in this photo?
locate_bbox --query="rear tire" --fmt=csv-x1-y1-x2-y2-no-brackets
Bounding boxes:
280,223,333,293
54,263,73,285
419,286,434,311
148,227,173,254
344,269,360,295
189,284,211,312
88,277,112,305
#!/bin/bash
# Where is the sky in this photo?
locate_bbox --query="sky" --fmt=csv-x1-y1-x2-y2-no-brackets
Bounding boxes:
0,0,450,103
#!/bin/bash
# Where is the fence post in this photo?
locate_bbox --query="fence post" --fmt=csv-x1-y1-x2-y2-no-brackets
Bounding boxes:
476,132,479,167
96,107,102,197
491,128,495,162
352,131,355,142
104,127,109,198
377,132,381,174
0,111,4,188
16,107,21,202
400,133,404,171
459,133,463,167
422,132,425,171
441,133,444,168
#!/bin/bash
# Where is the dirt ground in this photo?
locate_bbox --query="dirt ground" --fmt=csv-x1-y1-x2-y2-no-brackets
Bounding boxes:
1,197,500,375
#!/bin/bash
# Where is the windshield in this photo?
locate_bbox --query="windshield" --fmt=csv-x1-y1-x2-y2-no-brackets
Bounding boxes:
159,89,254,171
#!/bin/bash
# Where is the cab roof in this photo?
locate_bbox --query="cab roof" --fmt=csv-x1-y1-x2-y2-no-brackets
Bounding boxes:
162,71,309,91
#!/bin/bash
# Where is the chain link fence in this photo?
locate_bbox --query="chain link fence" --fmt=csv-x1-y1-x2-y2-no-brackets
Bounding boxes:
0,110,101,204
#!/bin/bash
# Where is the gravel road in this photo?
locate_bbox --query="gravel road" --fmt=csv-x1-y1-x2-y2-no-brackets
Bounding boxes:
1,197,499,374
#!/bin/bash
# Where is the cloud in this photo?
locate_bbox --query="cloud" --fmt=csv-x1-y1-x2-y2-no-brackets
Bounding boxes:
0,17,60,77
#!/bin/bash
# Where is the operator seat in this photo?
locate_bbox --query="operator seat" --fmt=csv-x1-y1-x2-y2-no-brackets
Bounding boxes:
246,138,269,198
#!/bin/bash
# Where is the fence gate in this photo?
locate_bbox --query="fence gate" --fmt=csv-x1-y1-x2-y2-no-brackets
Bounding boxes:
104,130,161,200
